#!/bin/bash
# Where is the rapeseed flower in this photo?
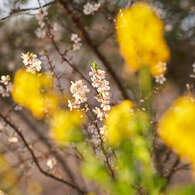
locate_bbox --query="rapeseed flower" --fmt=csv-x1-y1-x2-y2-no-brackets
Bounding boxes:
116,2,170,76
158,96,195,163
105,100,136,146
50,109,85,145
11,69,58,119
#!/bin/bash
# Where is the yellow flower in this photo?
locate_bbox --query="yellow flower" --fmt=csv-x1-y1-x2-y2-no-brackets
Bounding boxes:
116,2,170,76
105,100,136,146
0,155,18,191
158,96,195,163
11,69,59,119
50,109,85,145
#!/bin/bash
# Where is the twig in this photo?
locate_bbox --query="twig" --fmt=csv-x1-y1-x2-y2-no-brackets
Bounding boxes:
56,0,131,100
46,22,92,86
0,96,79,186
0,112,87,194
0,1,55,22
46,54,64,94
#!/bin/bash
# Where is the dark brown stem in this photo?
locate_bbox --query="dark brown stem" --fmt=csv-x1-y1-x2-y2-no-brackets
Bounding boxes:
165,156,180,182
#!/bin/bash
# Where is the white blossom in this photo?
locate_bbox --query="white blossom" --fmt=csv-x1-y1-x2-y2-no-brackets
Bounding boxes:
35,8,48,39
190,62,195,78
89,66,111,120
83,2,101,15
88,124,101,146
47,158,57,169
8,136,18,143
156,62,167,74
73,42,82,51
68,80,89,111
155,74,166,84
70,80,89,103
35,27,47,39
71,33,81,43
0,85,10,97
21,52,42,73
71,34,82,51
192,62,195,73
36,8,48,28
93,107,104,121
14,104,23,111
6,82,13,92
68,100,80,111
99,126,106,135
0,75,10,85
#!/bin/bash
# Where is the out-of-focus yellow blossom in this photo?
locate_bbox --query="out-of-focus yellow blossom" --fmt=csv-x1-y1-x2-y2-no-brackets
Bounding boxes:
50,109,85,145
116,2,170,76
158,96,195,163
0,156,18,191
105,100,136,146
27,181,42,195
11,69,59,119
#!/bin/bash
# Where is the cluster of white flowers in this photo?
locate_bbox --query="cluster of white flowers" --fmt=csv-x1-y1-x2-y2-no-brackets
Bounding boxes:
0,75,12,97
89,65,111,121
71,33,82,51
155,74,166,84
68,80,90,111
0,75,10,85
21,52,42,73
67,63,111,140
35,8,48,39
83,2,101,15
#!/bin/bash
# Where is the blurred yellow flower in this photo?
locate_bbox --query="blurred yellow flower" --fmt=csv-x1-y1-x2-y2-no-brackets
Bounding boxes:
158,96,195,163
0,156,18,192
11,69,59,119
105,100,136,146
116,2,170,76
50,109,85,145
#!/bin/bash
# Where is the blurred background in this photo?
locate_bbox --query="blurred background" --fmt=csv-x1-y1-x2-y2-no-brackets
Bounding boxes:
0,0,194,194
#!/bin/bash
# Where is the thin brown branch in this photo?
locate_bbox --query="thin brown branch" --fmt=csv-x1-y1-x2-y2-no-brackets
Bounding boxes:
46,54,64,94
0,112,87,195
46,23,92,86
174,163,190,172
166,156,180,181
0,96,79,186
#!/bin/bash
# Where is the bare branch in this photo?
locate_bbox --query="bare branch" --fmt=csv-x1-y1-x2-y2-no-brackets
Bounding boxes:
0,112,87,194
